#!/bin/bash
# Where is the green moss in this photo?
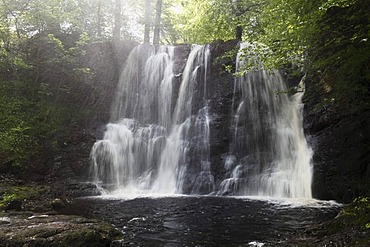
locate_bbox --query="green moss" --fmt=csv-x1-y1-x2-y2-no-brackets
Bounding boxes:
57,225,121,247
309,197,370,246
0,185,47,210
327,197,370,233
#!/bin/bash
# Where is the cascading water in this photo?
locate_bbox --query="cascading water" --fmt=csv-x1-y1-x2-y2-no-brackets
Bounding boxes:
90,44,213,195
90,42,312,198
218,43,312,198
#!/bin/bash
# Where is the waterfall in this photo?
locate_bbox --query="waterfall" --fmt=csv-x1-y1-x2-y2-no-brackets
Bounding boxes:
89,42,312,199
90,44,212,195
218,43,313,198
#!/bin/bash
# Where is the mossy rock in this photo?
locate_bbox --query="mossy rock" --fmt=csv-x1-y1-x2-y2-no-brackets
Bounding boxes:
0,184,49,211
329,197,370,231
312,197,370,246
0,185,37,202
0,214,123,247
49,198,66,211
56,229,112,247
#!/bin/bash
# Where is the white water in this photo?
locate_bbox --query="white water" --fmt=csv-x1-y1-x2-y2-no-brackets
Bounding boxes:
90,44,212,195
218,43,312,198
90,43,312,199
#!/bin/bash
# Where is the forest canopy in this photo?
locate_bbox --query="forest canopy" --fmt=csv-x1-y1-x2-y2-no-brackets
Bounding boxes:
0,0,366,69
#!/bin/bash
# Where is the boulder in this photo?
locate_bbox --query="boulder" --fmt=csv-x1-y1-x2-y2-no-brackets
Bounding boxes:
0,213,122,247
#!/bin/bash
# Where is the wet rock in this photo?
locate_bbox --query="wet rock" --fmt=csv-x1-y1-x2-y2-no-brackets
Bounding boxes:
299,197,370,246
5,199,22,211
208,40,239,185
0,213,122,247
110,240,125,247
0,217,10,225
50,198,66,211
65,182,101,198
304,78,370,203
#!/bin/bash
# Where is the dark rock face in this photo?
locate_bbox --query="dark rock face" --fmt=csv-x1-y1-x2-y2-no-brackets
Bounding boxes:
304,97,370,203
302,0,370,203
208,40,239,186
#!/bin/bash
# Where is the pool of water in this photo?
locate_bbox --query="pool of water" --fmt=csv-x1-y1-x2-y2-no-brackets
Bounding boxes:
64,195,341,246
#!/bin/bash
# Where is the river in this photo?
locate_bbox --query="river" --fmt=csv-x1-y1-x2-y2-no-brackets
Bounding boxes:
64,195,341,246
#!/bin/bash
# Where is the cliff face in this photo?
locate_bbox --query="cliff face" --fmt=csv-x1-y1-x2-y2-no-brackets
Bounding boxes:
302,0,370,203
303,89,370,203
208,40,239,186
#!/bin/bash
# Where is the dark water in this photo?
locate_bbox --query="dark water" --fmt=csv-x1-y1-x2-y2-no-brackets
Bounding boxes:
65,196,341,246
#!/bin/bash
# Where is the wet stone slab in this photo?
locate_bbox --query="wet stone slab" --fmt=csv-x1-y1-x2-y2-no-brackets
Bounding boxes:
0,212,122,247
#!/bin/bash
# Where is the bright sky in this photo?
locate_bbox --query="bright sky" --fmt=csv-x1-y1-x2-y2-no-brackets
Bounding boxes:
170,4,183,15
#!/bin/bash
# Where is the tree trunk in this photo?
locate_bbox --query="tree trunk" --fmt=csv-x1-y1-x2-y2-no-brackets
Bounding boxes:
97,0,102,37
235,26,243,41
234,0,243,41
153,0,162,45
113,0,122,44
144,0,151,44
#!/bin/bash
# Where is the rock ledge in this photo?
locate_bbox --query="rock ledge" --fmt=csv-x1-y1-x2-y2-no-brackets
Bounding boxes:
0,212,122,247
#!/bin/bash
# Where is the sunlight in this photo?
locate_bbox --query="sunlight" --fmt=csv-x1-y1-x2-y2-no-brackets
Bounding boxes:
170,4,183,15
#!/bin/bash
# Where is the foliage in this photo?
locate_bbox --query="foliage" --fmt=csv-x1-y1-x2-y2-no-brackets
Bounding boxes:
164,0,369,112
0,0,127,172
163,0,262,44
0,81,38,169
164,0,364,66
0,77,89,171
306,0,370,111
0,21,95,171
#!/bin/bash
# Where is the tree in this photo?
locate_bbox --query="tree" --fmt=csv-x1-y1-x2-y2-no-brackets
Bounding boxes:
162,0,263,44
153,0,162,45
113,0,122,44
0,0,105,171
144,0,151,43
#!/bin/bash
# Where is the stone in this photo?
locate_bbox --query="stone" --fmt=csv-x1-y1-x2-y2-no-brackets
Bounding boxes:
0,217,10,225
0,214,122,247
304,80,370,203
50,198,66,211
5,199,22,211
